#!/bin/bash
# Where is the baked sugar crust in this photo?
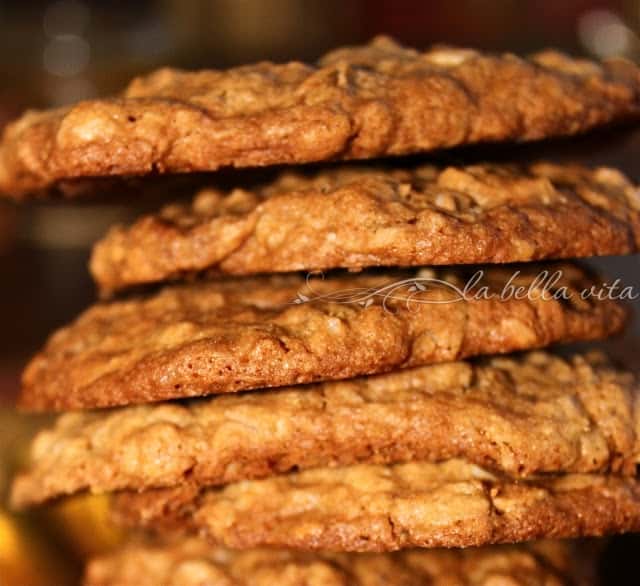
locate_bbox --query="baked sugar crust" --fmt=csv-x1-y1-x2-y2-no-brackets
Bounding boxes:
2,36,640,198
111,458,640,552
19,265,628,410
11,351,639,507
90,163,640,295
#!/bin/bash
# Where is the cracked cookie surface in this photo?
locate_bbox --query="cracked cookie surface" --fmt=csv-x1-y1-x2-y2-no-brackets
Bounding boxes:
112,458,640,551
19,265,628,411
2,36,640,198
11,351,639,508
90,163,640,295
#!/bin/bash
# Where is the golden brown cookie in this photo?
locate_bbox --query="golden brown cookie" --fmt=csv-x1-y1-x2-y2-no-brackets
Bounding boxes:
19,264,628,411
83,538,588,586
90,163,640,295
112,458,640,552
11,352,639,508
3,36,640,198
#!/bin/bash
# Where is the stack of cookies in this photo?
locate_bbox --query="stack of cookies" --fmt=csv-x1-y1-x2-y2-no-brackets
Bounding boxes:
3,37,640,585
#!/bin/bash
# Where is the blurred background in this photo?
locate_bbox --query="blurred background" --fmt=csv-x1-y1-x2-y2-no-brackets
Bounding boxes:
0,0,639,584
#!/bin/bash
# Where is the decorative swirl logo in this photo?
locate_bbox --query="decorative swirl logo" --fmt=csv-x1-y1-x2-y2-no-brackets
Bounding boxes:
293,272,462,311
291,269,638,310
